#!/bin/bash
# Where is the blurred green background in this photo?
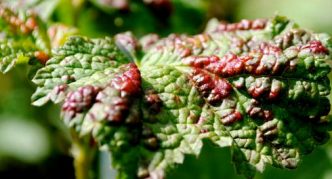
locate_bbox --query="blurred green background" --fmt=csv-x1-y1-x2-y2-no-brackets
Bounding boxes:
1,0,332,178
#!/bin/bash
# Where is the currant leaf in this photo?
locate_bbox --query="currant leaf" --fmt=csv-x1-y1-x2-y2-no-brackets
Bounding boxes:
30,16,332,179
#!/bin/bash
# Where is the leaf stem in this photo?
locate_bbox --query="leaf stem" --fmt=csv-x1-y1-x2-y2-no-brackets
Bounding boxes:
71,130,97,179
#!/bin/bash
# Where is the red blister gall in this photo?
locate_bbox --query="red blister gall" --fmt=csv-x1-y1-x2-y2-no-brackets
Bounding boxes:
190,69,232,105
62,85,100,119
214,18,267,32
111,63,141,95
301,40,329,54
221,111,243,125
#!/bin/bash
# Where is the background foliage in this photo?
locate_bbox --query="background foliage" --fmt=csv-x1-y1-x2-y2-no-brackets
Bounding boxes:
0,0,332,178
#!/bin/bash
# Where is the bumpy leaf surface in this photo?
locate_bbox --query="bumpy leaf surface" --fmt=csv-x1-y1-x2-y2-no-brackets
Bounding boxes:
31,16,332,178
0,6,52,73
32,36,129,106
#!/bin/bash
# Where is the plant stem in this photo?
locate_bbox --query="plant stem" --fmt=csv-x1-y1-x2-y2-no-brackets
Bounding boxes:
71,130,97,179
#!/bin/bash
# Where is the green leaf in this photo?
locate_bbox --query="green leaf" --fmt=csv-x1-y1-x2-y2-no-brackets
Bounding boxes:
140,65,204,176
30,16,332,179
31,36,129,106
0,39,37,73
0,5,51,73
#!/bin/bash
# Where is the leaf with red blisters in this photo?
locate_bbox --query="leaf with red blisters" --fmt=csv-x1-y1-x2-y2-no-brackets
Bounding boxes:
30,15,332,179
140,15,332,178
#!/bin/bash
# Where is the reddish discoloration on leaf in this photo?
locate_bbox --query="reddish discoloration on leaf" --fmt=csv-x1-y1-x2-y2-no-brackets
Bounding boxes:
62,85,100,119
247,43,283,75
145,90,162,114
95,90,130,123
169,35,195,56
0,6,38,34
140,33,160,51
92,63,142,124
184,44,285,77
221,110,243,125
111,63,141,95
256,43,282,55
275,31,297,49
155,35,192,58
268,81,283,100
190,68,232,105
301,40,329,54
214,19,267,32
186,34,211,49
184,54,244,77
246,78,276,99
236,77,284,101
115,32,139,52
53,84,68,95
245,99,273,120
262,110,274,121
62,63,142,124
274,29,327,51
152,34,212,58
248,85,265,99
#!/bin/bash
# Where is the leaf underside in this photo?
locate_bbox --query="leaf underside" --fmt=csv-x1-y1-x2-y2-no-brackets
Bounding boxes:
27,16,332,178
